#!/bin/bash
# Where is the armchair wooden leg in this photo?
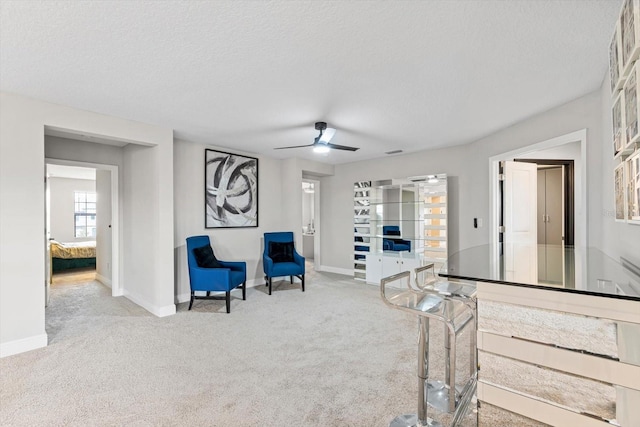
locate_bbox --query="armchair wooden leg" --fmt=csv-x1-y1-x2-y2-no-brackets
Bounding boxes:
242,282,246,300
268,277,272,295
226,291,231,313
188,292,194,310
290,275,293,284
302,274,305,292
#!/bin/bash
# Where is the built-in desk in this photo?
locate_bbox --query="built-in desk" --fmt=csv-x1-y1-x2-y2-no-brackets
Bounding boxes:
439,245,640,427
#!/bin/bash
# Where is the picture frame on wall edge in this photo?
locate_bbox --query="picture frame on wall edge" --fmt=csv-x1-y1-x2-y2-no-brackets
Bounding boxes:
626,150,640,224
615,161,627,222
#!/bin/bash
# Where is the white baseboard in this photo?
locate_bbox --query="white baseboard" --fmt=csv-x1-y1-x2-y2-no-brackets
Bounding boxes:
124,291,176,317
176,278,264,304
318,265,353,276
1,333,48,358
95,274,112,288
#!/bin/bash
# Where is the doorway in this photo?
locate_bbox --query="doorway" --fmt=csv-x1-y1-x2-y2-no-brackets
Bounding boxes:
301,178,321,271
489,129,587,284
45,159,120,303
515,159,575,246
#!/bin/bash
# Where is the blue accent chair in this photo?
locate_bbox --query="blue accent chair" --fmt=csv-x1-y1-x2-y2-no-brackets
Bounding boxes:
186,235,246,313
382,225,411,252
263,232,305,295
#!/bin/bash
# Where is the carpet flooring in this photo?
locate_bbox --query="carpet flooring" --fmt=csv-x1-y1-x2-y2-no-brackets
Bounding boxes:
1,267,480,426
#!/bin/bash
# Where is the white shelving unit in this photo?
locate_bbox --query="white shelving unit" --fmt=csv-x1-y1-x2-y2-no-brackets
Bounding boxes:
423,185,448,270
353,176,448,284
353,181,372,281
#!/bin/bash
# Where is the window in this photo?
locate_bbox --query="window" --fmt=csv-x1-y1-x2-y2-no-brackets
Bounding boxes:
74,191,96,238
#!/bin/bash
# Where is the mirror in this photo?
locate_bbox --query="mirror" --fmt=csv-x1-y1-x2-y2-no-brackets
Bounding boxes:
353,175,447,284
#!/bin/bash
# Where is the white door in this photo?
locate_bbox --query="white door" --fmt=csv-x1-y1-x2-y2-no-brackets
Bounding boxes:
45,171,51,306
503,161,538,284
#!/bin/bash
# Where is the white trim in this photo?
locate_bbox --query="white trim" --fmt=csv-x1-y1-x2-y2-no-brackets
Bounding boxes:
478,382,610,426
0,334,48,358
489,129,588,264
95,273,112,288
477,281,640,323
479,332,640,391
318,265,353,276
124,291,176,317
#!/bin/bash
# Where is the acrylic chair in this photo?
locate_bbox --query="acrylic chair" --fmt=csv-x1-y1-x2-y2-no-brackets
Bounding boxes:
263,231,305,295
186,235,246,313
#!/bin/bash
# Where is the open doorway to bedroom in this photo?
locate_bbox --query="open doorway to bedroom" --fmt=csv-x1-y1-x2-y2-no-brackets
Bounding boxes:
45,159,120,307
46,164,98,291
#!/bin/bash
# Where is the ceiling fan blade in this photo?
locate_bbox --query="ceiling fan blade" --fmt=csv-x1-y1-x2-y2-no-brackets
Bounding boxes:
319,127,336,143
274,143,315,150
326,142,360,152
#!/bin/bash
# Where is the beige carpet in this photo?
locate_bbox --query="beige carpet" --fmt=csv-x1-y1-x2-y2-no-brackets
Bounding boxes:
1,267,478,427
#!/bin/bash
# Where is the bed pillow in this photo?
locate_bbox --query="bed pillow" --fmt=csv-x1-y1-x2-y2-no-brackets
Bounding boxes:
192,245,223,268
269,241,294,263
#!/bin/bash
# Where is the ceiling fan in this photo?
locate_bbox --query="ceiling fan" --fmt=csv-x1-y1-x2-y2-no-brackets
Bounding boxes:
274,122,360,152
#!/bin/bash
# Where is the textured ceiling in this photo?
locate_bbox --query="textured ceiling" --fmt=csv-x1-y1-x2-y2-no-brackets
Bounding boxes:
0,0,620,164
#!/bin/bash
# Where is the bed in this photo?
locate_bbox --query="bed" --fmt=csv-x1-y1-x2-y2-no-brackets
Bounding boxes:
49,240,96,273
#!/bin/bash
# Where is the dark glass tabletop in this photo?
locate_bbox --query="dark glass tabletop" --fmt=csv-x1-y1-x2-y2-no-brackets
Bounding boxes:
439,244,640,301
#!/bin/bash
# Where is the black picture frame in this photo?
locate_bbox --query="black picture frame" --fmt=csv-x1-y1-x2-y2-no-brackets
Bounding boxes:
205,149,258,228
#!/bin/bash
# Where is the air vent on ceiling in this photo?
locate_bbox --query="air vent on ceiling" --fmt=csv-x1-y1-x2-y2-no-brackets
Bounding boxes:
385,150,403,155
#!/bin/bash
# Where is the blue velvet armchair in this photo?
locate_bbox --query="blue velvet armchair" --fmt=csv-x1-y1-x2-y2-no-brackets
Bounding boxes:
186,235,246,313
263,232,305,295
382,225,411,252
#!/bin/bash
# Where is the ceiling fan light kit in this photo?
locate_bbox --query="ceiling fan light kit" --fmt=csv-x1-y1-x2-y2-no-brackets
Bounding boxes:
274,121,360,153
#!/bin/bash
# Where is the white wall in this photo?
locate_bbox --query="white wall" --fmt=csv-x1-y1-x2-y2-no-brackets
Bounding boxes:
320,89,605,272
0,92,174,358
48,177,96,242
600,70,640,264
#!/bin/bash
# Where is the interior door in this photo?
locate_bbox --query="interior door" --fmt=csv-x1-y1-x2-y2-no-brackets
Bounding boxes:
503,161,538,284
45,171,51,306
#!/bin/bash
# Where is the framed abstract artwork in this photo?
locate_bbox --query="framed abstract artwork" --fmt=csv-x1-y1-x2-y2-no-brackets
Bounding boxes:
205,149,258,228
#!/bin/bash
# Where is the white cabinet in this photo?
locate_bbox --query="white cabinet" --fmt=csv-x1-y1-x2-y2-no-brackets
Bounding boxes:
365,253,425,286
353,181,372,281
302,234,314,259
